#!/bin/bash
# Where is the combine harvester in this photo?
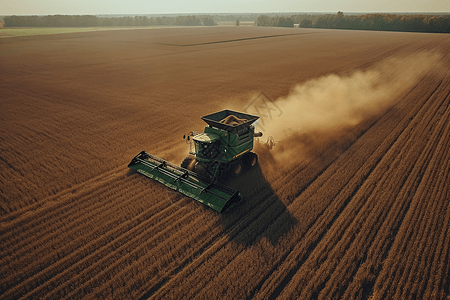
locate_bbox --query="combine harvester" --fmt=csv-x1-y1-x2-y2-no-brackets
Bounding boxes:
128,110,265,212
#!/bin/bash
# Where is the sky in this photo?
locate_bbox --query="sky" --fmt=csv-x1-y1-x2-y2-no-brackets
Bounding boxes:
1,0,449,15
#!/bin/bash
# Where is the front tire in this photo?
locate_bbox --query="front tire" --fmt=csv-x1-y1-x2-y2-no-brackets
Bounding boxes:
231,160,243,177
181,156,195,171
244,152,258,169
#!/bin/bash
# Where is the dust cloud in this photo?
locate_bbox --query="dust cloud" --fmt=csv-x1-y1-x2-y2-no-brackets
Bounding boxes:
253,51,441,165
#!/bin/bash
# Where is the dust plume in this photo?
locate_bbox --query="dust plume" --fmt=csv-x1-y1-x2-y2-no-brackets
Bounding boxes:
252,51,441,165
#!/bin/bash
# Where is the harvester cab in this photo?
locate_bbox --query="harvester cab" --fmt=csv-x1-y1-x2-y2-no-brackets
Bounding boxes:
182,110,262,179
128,109,263,212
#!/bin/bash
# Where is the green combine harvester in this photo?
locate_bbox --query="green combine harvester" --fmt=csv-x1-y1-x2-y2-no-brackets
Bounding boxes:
128,109,263,212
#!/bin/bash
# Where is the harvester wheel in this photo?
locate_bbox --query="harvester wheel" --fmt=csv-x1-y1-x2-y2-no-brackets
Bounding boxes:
248,152,258,168
244,152,258,169
181,156,195,171
232,160,243,177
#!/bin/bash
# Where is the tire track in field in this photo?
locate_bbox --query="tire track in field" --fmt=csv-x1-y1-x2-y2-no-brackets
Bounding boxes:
147,61,446,299
153,32,319,47
371,90,450,299
148,188,289,299
3,155,266,298
265,44,447,205
192,56,425,297
21,200,200,299
0,163,157,241
149,92,396,299
0,169,129,265
136,196,285,299
341,82,450,299
245,66,446,299
2,31,450,300
0,170,141,264
111,48,426,298
274,68,450,300
205,120,391,299
153,164,304,300
273,70,449,299
0,169,183,297
310,87,450,300
1,180,185,299
250,67,446,298
85,206,224,299
422,177,450,299
125,48,446,298
0,166,125,229
1,181,126,261
156,60,450,294
379,122,450,299
2,146,288,300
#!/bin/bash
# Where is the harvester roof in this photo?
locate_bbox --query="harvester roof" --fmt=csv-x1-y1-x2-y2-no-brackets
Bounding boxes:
201,110,259,133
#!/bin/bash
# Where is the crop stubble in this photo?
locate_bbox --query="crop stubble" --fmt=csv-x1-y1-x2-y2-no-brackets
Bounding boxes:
1,27,449,299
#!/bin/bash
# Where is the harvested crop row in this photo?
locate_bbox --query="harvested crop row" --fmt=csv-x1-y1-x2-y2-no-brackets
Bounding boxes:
2,136,288,299
84,207,222,299
371,91,450,299
149,191,290,299
1,190,184,299
1,28,450,300
0,172,153,263
21,199,200,299
270,69,450,299
272,66,450,299
251,56,448,299
0,176,179,298
0,167,128,240
152,121,385,298
311,94,449,299
155,50,446,293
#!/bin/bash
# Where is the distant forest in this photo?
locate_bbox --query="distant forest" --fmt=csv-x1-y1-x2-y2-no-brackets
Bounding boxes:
2,15,217,27
2,12,450,33
258,12,450,33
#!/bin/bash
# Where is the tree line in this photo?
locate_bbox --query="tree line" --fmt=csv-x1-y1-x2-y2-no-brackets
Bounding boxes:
257,12,450,33
2,15,216,27
3,13,450,33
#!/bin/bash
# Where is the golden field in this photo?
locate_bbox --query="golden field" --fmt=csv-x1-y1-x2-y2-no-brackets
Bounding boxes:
1,26,449,299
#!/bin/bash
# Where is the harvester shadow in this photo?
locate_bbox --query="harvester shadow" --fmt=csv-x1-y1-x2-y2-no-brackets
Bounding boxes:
217,164,297,247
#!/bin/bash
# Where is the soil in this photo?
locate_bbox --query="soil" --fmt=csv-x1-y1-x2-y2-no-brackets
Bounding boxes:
0,26,449,299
